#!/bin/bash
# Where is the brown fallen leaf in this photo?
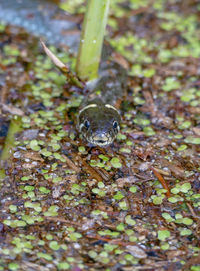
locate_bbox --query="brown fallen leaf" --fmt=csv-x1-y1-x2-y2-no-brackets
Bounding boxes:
23,151,44,162
151,167,171,197
0,103,24,116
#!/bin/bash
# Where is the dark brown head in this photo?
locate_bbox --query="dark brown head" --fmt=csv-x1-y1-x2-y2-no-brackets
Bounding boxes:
78,103,120,147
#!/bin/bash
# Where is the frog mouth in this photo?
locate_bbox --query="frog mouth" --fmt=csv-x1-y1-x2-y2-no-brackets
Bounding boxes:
88,132,114,147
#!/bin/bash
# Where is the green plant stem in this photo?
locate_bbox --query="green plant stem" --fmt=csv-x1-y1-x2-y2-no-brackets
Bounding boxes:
76,0,110,81
0,116,22,181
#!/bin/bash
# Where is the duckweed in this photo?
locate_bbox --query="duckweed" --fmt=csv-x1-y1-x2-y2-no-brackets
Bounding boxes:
157,230,170,241
110,157,122,168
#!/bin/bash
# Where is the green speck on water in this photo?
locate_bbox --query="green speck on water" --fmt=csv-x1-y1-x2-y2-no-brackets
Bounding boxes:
50,142,61,151
9,205,17,213
125,215,136,226
52,176,62,183
67,227,75,232
78,146,86,153
190,266,200,271
104,244,117,252
113,191,124,200
126,140,133,146
56,103,67,112
125,229,134,236
40,148,52,157
4,219,27,228
98,182,105,188
69,232,82,241
129,185,137,193
92,188,106,197
151,195,164,205
162,77,181,92
57,262,70,270
44,205,59,217
49,241,60,250
29,139,41,151
58,130,68,138
177,144,188,151
96,161,105,168
0,23,6,32
88,250,98,258
116,133,127,140
184,136,200,144
98,229,120,237
158,230,170,241
108,17,118,30
162,212,174,223
26,235,36,240
180,183,191,193
37,252,53,261
99,154,109,161
24,185,34,192
134,96,145,105
180,88,196,102
143,126,156,136
124,253,134,261
60,0,85,14
129,64,142,76
178,121,191,129
171,187,180,194
134,116,150,126
46,234,53,240
160,21,174,31
175,213,183,221
39,186,50,194
182,217,193,226
143,68,155,78
119,200,128,210
168,196,183,203
21,176,31,181
53,153,66,162
51,163,58,171
110,157,122,168
116,223,125,231
8,263,19,270
43,99,53,107
22,116,30,123
24,201,42,212
190,100,199,107
90,159,98,167
21,215,35,225
174,134,183,139
180,228,192,236
4,45,20,56
119,148,131,153
161,243,170,250
23,190,36,199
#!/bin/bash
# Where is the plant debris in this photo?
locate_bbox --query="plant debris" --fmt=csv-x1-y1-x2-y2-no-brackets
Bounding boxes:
0,0,200,270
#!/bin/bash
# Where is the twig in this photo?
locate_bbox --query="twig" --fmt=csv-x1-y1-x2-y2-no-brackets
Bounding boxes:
41,41,84,89
63,155,81,174
186,202,198,220
86,234,136,246
44,216,81,226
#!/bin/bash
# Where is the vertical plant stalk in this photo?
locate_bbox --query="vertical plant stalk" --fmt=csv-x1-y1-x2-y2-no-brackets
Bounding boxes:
76,0,110,81
0,117,22,181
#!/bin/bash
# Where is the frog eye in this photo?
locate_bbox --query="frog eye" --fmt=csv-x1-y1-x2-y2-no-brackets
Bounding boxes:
113,121,119,130
84,120,90,130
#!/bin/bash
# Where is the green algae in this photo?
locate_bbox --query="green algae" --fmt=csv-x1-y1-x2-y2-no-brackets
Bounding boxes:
157,230,170,241
0,1,199,270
